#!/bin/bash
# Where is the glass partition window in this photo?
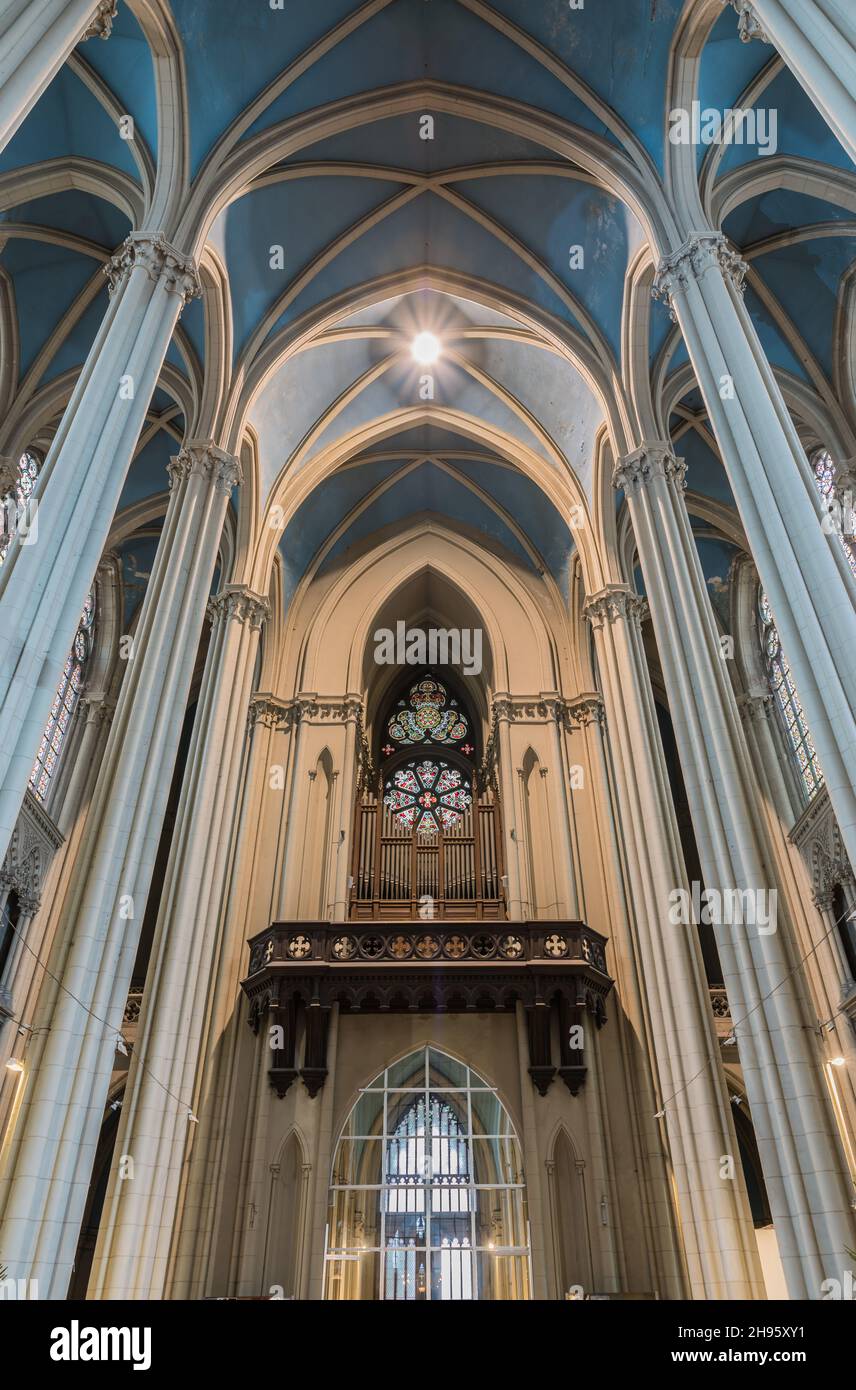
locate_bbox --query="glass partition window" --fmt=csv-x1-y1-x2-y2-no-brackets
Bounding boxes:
325,1046,530,1301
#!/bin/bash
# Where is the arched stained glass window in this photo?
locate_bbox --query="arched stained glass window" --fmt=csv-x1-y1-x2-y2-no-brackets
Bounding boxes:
758,589,822,800
812,447,856,580
30,591,95,803
384,759,472,835
325,1046,530,1301
384,677,472,752
0,451,40,566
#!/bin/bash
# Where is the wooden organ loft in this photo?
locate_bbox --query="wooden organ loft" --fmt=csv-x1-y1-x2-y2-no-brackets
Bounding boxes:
241,672,615,1102
350,675,503,921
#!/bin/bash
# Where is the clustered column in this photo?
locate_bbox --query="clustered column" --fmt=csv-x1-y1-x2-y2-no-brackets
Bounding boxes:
725,0,856,165
89,585,269,1300
653,233,856,870
0,442,240,1298
0,232,201,868
0,0,116,153
615,441,856,1296
585,585,764,1300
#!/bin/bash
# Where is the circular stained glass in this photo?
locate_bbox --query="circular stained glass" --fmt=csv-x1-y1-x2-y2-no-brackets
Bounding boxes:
387,678,470,749
384,759,472,835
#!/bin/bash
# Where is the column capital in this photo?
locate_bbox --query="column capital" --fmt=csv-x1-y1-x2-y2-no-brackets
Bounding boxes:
652,233,748,319
564,693,606,729
168,441,242,496
737,692,775,725
207,586,270,631
583,585,647,632
105,232,201,306
613,441,687,494
721,0,769,44
83,2,119,41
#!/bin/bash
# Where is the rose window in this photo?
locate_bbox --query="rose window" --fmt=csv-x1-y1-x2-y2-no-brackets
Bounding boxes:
386,677,470,748
384,759,472,835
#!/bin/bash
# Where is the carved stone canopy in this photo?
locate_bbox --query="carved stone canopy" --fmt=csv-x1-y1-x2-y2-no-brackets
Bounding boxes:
1,790,64,918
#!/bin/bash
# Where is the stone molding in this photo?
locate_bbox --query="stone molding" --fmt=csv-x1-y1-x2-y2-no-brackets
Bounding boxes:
105,232,201,305
168,442,242,496
652,233,749,320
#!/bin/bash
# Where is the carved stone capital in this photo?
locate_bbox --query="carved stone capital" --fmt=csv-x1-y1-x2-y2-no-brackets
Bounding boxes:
737,692,775,725
613,442,687,495
722,0,769,44
583,586,647,632
564,694,606,730
652,233,748,320
83,1,118,40
207,587,270,632
168,441,242,496
105,232,201,306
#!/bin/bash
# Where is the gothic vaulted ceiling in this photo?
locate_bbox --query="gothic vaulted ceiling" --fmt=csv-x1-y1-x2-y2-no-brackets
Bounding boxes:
1,0,853,607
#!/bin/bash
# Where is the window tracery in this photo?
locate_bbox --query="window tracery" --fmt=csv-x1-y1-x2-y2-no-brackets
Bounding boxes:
30,591,95,803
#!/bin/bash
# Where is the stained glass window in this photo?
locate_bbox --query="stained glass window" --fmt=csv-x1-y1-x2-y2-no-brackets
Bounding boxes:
759,589,823,800
812,447,856,580
385,677,471,751
30,590,95,803
325,1047,530,1301
384,759,472,835
0,451,40,566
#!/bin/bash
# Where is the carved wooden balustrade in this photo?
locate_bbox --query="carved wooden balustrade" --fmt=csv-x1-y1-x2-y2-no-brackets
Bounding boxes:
241,919,613,1100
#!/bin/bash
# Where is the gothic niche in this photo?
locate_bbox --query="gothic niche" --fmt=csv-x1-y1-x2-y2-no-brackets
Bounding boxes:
350,674,503,921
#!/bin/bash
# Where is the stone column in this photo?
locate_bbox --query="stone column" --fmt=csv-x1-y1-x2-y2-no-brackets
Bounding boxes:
330,698,361,923
653,232,856,872
0,0,116,153
724,1,856,165
615,441,856,1296
88,584,269,1300
0,232,200,868
585,585,764,1300
0,442,239,1298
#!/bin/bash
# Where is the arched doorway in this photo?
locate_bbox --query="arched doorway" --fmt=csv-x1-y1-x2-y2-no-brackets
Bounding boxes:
350,674,503,919
324,1046,531,1300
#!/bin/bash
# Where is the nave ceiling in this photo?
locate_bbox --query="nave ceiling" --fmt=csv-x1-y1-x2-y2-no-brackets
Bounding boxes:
0,0,853,616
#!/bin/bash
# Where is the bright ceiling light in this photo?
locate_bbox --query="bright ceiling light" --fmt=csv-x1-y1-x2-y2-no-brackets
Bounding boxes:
830,1056,846,1067
5,1057,23,1073
411,331,441,366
